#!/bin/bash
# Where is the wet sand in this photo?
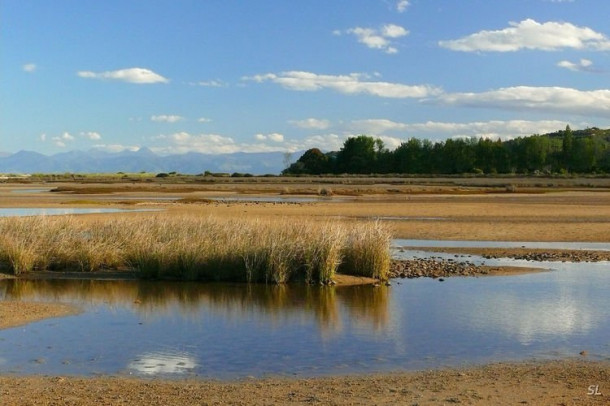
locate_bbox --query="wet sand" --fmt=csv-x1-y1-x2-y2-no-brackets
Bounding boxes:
0,301,78,330
0,360,607,405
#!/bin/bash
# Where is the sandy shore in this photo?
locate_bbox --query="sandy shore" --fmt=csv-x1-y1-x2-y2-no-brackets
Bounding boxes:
0,301,78,330
0,360,606,405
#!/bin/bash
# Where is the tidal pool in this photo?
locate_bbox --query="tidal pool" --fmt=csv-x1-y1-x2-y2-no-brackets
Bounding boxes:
0,257,608,379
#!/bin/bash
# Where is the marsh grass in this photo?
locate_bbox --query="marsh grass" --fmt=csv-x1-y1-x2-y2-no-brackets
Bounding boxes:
0,215,390,283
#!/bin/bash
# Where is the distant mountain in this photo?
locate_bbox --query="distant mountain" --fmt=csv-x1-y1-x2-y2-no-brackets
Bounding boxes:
0,148,296,175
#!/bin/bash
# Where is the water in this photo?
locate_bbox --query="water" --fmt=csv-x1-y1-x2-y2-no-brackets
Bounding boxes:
10,189,52,194
0,258,608,379
0,208,157,217
395,239,610,251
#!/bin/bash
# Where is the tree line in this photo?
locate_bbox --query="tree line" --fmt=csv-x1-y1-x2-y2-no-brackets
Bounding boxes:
284,126,610,175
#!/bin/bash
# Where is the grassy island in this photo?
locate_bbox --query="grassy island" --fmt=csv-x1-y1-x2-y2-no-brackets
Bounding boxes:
0,215,391,284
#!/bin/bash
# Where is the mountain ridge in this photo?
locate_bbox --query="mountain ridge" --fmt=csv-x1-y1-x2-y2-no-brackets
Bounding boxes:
0,149,294,175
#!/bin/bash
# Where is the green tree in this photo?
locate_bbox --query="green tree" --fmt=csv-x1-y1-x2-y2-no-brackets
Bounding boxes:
283,148,329,174
562,125,574,170
336,135,378,174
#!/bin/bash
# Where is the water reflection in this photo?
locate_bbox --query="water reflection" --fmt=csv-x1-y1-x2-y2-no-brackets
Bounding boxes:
0,260,608,378
0,279,389,334
127,351,197,375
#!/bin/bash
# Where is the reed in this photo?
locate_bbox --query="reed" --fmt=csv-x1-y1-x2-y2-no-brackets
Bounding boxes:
0,214,391,283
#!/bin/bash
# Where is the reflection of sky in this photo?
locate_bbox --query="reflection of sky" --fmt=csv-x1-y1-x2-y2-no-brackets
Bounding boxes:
127,351,197,375
463,290,594,345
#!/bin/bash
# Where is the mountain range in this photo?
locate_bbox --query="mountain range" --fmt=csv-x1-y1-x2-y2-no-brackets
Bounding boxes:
0,148,295,175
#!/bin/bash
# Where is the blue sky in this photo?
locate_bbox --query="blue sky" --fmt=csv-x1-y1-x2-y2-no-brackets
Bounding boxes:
2,0,610,156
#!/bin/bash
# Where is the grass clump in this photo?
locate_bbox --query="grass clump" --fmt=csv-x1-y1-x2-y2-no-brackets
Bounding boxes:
0,214,391,283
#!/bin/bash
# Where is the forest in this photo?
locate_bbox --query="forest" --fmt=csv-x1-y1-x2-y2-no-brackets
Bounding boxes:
284,126,610,175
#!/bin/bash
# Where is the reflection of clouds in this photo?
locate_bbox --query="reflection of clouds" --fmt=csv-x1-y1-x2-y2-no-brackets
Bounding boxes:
467,292,594,345
127,351,197,375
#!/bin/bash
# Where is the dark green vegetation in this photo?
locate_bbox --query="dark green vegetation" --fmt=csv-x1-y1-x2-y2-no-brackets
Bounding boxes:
285,126,610,175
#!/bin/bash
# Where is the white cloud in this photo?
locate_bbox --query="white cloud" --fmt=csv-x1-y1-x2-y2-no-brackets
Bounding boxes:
191,80,226,87
77,68,169,84
80,131,102,140
254,133,284,142
439,19,610,52
285,134,346,152
51,132,75,148
152,132,289,154
289,118,331,130
40,133,47,142
436,86,610,117
341,24,409,54
151,115,184,123
382,24,409,38
245,71,440,98
350,119,569,140
92,144,140,153
557,58,594,72
396,0,410,12
22,63,37,73
197,117,212,123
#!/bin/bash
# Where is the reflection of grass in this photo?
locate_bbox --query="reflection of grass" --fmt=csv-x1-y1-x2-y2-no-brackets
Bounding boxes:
1,279,389,332
0,215,390,282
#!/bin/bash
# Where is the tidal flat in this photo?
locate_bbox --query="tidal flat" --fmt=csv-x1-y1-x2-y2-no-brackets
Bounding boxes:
0,176,609,404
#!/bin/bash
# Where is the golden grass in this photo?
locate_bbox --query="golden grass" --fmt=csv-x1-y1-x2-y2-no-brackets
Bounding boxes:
0,214,391,283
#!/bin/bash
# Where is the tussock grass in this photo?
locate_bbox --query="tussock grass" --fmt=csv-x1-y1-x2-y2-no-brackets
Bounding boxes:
0,215,391,283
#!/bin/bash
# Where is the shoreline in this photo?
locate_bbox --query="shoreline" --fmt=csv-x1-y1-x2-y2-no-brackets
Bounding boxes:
0,301,79,330
0,359,606,405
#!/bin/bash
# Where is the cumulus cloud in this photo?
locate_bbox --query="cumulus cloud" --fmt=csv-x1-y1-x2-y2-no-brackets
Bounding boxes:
77,68,169,84
152,132,291,155
254,133,284,142
22,63,37,73
151,115,184,123
80,131,102,140
396,0,410,12
339,24,409,54
439,19,610,52
51,132,75,148
557,58,595,72
197,117,212,123
435,86,610,117
245,71,440,98
350,119,569,140
289,118,331,130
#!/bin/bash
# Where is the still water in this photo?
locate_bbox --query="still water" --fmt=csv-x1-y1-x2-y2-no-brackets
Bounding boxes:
0,259,608,379
0,208,157,217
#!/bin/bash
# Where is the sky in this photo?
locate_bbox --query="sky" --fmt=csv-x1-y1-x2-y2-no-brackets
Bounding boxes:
2,0,610,156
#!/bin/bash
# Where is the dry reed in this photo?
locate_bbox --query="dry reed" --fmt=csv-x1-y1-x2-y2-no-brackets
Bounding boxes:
0,214,391,283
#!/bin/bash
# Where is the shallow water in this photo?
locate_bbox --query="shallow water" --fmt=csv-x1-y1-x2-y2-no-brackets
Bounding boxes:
0,208,156,217
0,256,608,378
394,239,610,251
